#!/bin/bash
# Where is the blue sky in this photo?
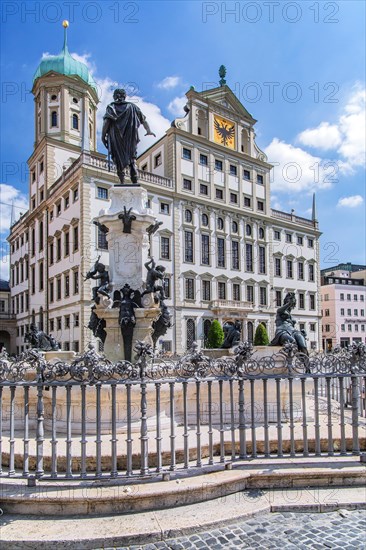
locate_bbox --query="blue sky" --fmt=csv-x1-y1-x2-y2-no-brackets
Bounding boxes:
1,0,365,276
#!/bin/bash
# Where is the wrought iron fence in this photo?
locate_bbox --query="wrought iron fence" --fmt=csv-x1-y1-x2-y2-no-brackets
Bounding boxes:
0,342,365,481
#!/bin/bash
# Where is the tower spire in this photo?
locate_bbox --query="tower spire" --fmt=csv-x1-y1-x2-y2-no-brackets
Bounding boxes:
62,20,69,53
312,193,317,222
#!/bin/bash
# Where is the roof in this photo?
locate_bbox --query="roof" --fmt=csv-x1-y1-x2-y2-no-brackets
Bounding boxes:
0,280,10,292
33,29,97,92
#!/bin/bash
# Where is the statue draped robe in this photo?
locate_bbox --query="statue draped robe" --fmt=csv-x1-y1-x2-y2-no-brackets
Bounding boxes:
103,101,146,173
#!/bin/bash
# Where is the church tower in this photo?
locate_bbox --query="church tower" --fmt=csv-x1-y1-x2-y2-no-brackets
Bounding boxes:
29,21,99,197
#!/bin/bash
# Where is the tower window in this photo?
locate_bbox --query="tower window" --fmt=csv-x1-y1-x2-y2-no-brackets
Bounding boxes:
51,94,57,101
51,111,58,127
72,97,79,104
72,114,79,130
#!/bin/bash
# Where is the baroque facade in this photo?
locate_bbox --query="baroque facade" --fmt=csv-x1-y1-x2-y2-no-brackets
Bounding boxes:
8,33,321,355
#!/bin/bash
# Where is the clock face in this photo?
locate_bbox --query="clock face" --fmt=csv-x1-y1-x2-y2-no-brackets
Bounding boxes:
214,115,235,149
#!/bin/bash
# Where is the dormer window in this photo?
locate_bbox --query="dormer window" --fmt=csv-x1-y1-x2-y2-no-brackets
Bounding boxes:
51,111,58,127
72,114,79,130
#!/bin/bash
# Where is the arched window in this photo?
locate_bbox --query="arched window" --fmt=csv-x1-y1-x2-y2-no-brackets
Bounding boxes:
185,209,192,223
186,318,196,350
201,213,209,226
259,227,265,239
217,217,224,230
203,319,212,348
51,111,58,127
232,221,238,233
246,224,252,237
72,114,79,130
247,321,254,343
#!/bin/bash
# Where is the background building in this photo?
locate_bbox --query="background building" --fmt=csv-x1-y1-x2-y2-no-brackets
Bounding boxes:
0,279,16,354
321,263,366,350
8,31,322,355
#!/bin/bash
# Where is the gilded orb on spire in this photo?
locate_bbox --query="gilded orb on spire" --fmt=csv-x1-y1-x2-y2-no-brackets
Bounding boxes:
62,20,69,28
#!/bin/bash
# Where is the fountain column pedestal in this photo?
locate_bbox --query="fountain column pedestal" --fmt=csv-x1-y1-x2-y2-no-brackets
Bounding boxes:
93,185,161,362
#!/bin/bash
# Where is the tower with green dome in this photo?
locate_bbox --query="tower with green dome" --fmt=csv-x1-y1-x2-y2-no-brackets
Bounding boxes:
30,21,99,190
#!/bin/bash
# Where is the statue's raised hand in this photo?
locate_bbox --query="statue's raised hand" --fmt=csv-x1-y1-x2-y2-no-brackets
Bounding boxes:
145,131,156,137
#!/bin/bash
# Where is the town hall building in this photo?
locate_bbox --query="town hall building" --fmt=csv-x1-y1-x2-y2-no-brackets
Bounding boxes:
7,27,321,355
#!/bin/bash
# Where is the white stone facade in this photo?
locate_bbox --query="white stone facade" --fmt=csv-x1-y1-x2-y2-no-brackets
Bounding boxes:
8,57,322,356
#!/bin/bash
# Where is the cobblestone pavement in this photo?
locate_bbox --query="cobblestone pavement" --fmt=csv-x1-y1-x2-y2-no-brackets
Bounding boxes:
106,509,366,549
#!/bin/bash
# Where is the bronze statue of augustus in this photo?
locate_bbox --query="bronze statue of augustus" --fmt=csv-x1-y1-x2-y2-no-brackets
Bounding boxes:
102,88,156,184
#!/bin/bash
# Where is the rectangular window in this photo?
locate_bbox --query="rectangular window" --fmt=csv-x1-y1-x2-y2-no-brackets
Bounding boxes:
218,281,226,299
154,153,162,167
74,313,80,327
184,231,193,262
200,183,208,195
64,195,70,210
233,283,240,301
39,262,44,291
229,165,237,176
31,266,35,294
299,292,305,309
243,169,251,180
276,290,282,307
354,309,358,316
308,238,314,248
246,285,254,303
183,178,192,190
347,294,351,300
340,308,345,315
298,262,304,280
309,264,314,282
354,294,358,301
217,238,225,268
97,226,108,250
73,226,79,252
286,233,292,243
275,257,281,277
325,309,330,316
230,192,238,204
185,278,195,300
287,260,293,278
341,324,345,331
232,241,239,270
65,316,70,329
57,317,62,330
347,308,351,315
201,234,210,265
202,280,211,301
50,319,54,332
65,274,70,297
49,242,54,265
257,174,264,184
57,237,61,261
259,287,267,306
340,293,344,300
182,148,191,160
74,270,79,294
73,341,80,353
97,187,108,200
297,236,303,246
161,236,170,260
56,278,61,300
257,200,264,211
216,188,223,200
274,230,281,240
160,202,170,214
199,154,208,165
215,159,223,171
244,196,251,207
64,232,70,257
73,187,79,201
259,246,266,274
309,294,316,310
246,243,253,272
163,277,170,299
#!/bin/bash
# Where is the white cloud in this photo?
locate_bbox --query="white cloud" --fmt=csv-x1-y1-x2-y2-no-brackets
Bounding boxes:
296,86,366,173
297,122,342,150
167,96,187,116
0,184,28,233
157,76,182,90
337,195,364,208
264,138,331,193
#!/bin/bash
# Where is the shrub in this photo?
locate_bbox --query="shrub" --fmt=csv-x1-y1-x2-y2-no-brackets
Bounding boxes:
254,323,269,346
206,319,224,348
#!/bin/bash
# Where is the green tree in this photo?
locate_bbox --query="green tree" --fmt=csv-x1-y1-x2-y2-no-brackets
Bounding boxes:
254,323,269,346
206,320,224,348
